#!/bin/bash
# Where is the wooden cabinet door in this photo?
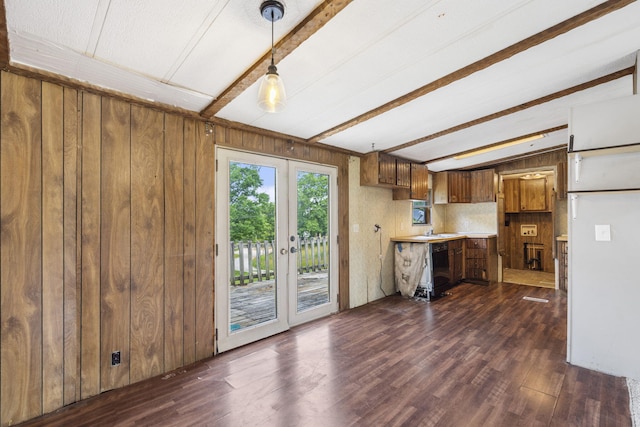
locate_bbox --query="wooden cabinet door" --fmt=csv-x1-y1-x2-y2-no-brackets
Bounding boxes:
392,163,429,200
448,171,470,203
503,179,520,213
410,163,429,200
395,158,411,188
433,172,448,204
520,177,547,211
471,169,495,203
448,240,464,283
378,152,397,185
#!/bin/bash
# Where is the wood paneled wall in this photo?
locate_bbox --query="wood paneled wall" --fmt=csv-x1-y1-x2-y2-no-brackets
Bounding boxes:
0,72,214,425
0,70,350,426
502,212,555,272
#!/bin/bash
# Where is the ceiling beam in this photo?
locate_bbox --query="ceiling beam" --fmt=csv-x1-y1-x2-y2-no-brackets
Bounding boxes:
0,0,9,68
200,0,353,119
307,0,635,144
453,146,567,171
386,66,635,154
425,125,568,165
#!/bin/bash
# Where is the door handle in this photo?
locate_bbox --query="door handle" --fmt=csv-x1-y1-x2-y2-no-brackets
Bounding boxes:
574,153,582,183
290,247,298,253
280,248,288,255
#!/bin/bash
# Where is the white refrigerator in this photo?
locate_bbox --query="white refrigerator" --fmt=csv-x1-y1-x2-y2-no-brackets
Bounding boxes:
567,95,640,380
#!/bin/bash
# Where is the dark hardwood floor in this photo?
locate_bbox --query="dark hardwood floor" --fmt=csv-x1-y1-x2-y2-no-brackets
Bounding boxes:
21,282,630,426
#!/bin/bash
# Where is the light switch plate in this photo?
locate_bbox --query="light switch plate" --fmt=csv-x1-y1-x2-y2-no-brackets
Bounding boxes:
595,224,611,241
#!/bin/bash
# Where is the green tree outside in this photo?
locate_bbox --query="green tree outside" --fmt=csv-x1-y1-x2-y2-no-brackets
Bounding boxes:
229,162,275,241
297,171,328,238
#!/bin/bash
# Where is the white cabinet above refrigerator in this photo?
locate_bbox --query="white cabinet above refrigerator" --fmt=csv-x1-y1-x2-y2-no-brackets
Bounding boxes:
569,95,640,152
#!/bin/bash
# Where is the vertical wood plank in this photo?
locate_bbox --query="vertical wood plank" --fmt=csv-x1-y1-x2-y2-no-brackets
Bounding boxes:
130,105,164,382
195,121,215,360
338,157,350,310
100,97,131,392
164,114,184,371
242,132,262,151
80,92,101,399
63,87,80,405
227,128,242,147
41,81,65,413
0,71,43,424
183,118,197,365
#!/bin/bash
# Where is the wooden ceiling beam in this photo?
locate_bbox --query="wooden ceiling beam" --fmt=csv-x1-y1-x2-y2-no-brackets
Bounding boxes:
387,66,635,155
0,0,9,68
307,0,635,144
200,0,353,119
424,125,568,165
453,146,567,171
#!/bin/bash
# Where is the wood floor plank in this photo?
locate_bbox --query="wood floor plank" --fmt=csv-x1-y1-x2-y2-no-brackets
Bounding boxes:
18,282,632,427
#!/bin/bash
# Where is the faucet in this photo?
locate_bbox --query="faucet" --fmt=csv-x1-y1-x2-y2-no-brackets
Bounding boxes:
426,229,433,236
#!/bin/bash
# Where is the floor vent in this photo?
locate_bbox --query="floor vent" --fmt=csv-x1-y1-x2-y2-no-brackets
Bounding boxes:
522,296,549,303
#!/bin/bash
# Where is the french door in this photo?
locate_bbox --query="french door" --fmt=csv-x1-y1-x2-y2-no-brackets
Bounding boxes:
215,148,338,352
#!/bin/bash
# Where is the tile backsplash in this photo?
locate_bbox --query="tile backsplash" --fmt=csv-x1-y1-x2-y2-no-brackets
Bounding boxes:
443,202,498,233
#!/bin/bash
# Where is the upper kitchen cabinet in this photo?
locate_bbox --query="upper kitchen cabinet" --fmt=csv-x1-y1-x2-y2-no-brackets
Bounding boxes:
360,151,412,189
503,175,553,212
395,157,411,189
361,151,397,187
470,169,497,203
520,177,547,211
393,163,429,201
433,169,495,204
503,178,520,213
569,95,640,152
448,171,471,203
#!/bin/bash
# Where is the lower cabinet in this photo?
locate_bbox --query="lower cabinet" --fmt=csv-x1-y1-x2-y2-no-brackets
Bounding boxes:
558,240,568,292
448,239,464,283
465,237,498,283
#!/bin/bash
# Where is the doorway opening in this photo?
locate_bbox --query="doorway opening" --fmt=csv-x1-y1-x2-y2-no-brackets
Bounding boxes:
499,168,557,288
215,148,339,353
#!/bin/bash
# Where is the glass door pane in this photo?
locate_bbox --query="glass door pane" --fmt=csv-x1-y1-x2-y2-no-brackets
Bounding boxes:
228,161,277,330
289,162,338,326
215,149,288,352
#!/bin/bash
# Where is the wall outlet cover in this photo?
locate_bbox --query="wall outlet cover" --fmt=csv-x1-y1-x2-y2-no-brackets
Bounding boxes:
595,224,611,241
521,224,538,236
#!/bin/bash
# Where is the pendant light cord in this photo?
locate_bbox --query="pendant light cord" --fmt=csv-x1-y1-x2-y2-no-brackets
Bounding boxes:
270,10,275,66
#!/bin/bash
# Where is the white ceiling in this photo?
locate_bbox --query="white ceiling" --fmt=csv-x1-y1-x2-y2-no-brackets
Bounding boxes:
5,0,640,170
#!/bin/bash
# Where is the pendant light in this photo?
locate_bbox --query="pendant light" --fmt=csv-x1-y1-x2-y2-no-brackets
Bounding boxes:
257,1,287,113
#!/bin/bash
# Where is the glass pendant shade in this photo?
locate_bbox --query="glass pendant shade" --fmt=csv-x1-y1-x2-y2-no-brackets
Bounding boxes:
258,65,286,113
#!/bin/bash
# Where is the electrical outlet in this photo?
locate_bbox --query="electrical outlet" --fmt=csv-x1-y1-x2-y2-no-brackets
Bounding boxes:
520,224,537,237
112,351,121,366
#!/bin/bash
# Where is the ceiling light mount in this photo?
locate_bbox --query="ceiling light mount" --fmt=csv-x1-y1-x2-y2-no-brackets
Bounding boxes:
257,0,287,113
260,1,284,22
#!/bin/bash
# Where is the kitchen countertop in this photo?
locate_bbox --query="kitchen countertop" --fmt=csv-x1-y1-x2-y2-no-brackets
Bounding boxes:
391,232,497,243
